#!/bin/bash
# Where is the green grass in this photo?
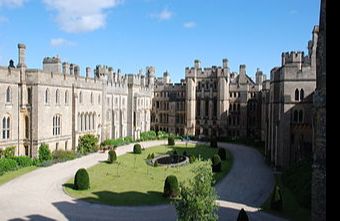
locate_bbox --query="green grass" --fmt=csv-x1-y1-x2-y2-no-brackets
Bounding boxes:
261,175,311,221
64,144,233,206
0,166,37,186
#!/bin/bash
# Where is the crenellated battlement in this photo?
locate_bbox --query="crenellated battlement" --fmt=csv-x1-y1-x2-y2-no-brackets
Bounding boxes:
281,51,305,65
43,56,61,64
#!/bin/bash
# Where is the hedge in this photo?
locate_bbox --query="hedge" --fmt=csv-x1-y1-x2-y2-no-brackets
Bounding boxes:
0,158,17,175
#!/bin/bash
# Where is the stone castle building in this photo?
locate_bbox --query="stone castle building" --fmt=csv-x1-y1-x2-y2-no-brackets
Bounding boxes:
312,0,326,219
262,26,319,169
0,44,154,156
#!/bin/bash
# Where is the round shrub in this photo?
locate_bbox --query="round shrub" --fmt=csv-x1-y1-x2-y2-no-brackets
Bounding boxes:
163,175,179,198
133,144,142,154
74,168,90,190
14,156,33,167
270,185,283,210
168,137,175,146
151,153,155,159
210,137,218,148
108,150,117,163
237,208,249,221
218,148,227,161
39,143,52,162
211,154,222,172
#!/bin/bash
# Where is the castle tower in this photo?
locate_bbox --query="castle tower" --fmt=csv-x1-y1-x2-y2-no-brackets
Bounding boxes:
163,71,170,84
17,43,27,68
218,58,229,123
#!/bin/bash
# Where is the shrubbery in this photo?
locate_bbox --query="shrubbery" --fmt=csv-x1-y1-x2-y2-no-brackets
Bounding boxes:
39,143,52,162
108,150,117,163
210,137,218,148
168,136,175,146
14,156,33,167
163,175,179,198
52,150,77,162
133,144,142,154
140,131,157,141
78,134,99,154
0,158,17,175
3,146,16,158
211,154,222,172
237,208,249,221
74,168,90,190
157,131,169,139
270,185,283,211
217,148,227,161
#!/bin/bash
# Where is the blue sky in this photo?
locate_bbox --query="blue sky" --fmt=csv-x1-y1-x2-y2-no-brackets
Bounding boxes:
0,0,320,83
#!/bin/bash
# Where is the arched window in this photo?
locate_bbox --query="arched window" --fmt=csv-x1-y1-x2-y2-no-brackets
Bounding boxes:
295,89,299,101
81,113,84,131
300,89,304,101
6,86,11,103
45,88,50,104
78,113,81,131
293,110,298,122
98,94,101,104
90,92,93,104
56,89,60,105
2,116,10,139
85,113,88,131
79,91,83,104
65,90,69,105
299,110,303,123
53,115,61,135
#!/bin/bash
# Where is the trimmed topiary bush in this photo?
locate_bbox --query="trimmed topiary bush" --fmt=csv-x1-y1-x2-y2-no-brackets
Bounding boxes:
133,144,142,154
14,156,33,167
108,150,117,163
39,143,52,162
163,175,179,198
74,168,90,190
218,148,227,161
210,137,218,148
237,208,249,221
168,136,175,145
211,154,222,172
270,185,283,211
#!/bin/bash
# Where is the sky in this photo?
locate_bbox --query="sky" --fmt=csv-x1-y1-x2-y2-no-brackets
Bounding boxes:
0,0,320,83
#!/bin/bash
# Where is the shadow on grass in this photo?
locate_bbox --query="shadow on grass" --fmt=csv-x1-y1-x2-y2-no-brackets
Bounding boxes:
62,183,74,189
79,190,169,206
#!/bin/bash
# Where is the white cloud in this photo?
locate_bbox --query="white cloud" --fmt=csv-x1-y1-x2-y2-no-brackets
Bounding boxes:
0,0,26,7
43,0,121,33
183,21,196,28
151,8,172,21
50,38,75,47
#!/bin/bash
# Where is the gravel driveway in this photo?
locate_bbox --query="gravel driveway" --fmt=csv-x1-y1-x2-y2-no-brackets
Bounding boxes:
0,140,287,221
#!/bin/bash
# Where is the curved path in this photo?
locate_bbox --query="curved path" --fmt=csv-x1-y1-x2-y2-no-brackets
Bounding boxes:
0,141,287,221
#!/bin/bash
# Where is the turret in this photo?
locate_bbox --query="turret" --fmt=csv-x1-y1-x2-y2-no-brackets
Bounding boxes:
223,58,229,69
194,59,201,69
69,64,74,75
146,66,155,87
74,65,80,76
255,68,264,85
86,67,91,78
17,43,26,68
43,56,62,74
62,62,70,75
163,71,171,84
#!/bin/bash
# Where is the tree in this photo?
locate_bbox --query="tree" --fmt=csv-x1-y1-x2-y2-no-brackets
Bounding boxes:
175,161,218,221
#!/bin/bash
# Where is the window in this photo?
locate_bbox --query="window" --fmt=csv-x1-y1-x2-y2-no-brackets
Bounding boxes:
293,110,298,122
300,89,304,101
53,115,61,135
25,116,29,139
299,110,303,123
56,142,59,151
65,90,69,104
27,88,32,105
295,89,299,101
2,116,10,139
6,86,11,103
122,98,125,106
65,141,68,150
56,89,60,105
98,94,101,104
79,91,83,104
45,89,50,104
91,92,94,104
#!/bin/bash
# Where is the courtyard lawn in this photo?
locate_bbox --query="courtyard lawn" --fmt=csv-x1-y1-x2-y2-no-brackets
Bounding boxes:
64,144,233,206
0,166,37,186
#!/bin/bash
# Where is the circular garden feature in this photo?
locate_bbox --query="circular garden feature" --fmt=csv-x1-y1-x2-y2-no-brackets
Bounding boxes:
151,154,189,167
